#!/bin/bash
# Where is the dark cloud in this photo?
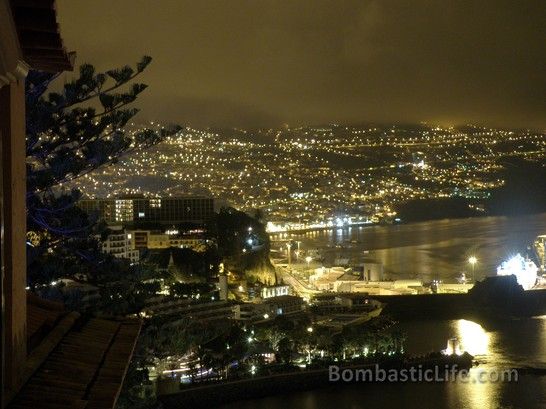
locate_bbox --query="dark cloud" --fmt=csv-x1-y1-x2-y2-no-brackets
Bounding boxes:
147,95,283,128
57,0,546,129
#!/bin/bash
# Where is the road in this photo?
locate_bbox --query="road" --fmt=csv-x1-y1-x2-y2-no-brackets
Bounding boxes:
275,264,320,298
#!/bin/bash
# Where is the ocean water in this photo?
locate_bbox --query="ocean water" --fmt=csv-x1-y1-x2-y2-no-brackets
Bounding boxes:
274,213,546,282
241,215,546,408
220,316,546,409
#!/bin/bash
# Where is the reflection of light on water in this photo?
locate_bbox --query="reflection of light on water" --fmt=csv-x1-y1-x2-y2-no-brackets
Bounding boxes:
539,316,546,360
456,366,500,409
455,319,490,356
447,320,498,409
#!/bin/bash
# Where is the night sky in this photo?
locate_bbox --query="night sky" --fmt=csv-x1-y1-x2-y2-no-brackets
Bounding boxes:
57,0,546,130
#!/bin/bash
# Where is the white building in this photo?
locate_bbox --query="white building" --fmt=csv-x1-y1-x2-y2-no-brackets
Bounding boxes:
101,227,140,263
261,285,290,299
128,229,211,252
360,262,384,282
309,267,346,291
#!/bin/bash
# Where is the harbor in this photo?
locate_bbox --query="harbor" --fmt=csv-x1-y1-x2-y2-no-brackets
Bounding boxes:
270,213,546,297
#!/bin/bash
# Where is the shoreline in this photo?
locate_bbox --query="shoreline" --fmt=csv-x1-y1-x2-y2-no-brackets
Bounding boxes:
156,295,546,409
268,212,546,283
157,354,474,409
268,211,546,236
267,221,375,235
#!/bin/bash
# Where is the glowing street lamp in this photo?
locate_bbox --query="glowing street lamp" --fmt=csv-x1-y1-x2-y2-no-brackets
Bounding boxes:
305,256,312,274
286,242,292,270
468,256,477,281
305,327,314,362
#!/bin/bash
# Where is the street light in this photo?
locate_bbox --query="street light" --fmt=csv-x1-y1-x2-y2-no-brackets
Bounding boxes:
286,242,292,270
306,327,314,362
468,256,477,281
305,256,312,275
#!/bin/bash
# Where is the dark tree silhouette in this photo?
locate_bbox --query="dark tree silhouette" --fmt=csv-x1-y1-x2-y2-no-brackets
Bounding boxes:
25,57,179,311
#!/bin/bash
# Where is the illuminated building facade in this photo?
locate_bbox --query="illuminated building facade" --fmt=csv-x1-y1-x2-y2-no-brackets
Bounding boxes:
261,285,290,299
127,229,210,252
101,227,140,263
78,196,215,225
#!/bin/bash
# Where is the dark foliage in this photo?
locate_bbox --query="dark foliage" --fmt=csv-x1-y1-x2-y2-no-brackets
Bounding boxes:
208,207,274,276
25,57,180,312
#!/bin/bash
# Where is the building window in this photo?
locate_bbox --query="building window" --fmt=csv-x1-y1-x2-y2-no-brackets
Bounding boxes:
115,199,134,222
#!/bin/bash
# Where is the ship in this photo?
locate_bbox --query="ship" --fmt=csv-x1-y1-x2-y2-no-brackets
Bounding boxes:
533,234,546,273
496,253,539,290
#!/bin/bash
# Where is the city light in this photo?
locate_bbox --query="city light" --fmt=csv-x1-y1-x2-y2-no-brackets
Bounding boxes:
305,256,313,272
68,123,544,233
7,3,546,408
497,254,538,290
468,256,477,281
455,320,490,356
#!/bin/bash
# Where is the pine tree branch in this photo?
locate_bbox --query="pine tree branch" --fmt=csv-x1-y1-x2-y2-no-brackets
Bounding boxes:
59,57,151,109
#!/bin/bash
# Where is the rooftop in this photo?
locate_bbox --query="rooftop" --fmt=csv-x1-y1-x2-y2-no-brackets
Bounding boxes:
8,295,141,409
10,0,74,72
